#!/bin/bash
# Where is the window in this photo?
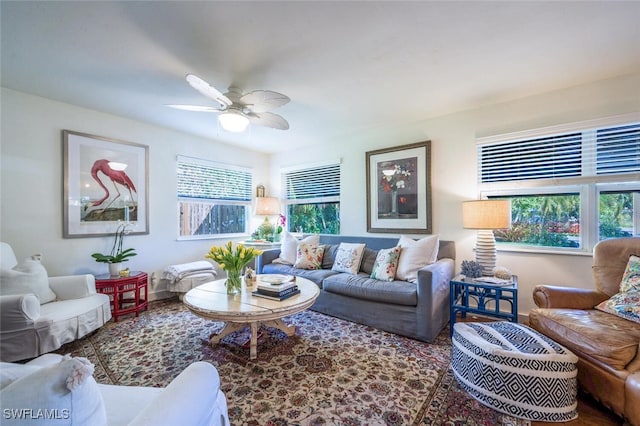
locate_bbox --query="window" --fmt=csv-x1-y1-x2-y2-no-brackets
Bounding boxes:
177,156,252,239
479,115,640,252
282,161,341,234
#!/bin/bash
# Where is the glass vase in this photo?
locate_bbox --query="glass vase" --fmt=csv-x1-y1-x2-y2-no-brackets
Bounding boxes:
225,270,242,295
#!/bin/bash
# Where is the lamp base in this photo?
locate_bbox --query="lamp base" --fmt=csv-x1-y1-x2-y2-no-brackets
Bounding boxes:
475,229,497,276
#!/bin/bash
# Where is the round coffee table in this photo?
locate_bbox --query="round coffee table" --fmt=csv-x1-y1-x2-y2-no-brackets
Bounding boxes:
183,276,320,359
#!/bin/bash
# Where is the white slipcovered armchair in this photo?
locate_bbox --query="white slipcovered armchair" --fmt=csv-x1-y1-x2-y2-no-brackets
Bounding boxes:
0,242,112,362
0,354,229,425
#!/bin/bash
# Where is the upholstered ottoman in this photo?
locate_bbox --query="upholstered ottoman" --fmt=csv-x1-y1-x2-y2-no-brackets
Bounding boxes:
451,321,578,422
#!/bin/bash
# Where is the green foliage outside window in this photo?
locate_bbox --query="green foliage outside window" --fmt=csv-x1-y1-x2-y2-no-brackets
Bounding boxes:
288,203,340,234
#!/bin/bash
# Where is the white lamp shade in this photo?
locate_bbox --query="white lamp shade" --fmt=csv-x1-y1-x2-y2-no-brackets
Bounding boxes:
462,200,511,230
255,197,280,215
218,112,250,132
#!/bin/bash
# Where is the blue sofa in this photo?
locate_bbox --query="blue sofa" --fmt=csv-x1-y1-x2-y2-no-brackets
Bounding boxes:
257,235,455,342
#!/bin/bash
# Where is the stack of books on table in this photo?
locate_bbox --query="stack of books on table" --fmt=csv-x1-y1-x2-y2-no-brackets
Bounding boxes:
252,279,300,301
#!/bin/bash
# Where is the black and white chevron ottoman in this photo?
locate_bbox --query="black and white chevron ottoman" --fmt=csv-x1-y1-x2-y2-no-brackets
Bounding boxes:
451,321,578,422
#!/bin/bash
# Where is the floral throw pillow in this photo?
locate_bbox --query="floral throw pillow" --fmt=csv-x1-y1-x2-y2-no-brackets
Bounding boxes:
331,243,366,275
595,290,640,324
620,255,640,293
293,243,324,270
370,246,401,281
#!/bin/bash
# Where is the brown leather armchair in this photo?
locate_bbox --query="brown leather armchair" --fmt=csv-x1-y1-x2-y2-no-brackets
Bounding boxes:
529,237,640,425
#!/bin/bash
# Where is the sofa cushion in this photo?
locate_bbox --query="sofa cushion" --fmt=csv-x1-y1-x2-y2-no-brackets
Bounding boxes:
620,254,640,293
261,263,338,287
359,248,379,275
331,243,366,274
274,233,320,265
321,244,340,270
529,308,640,370
370,246,401,281
0,355,107,425
322,273,417,306
0,258,57,304
396,235,439,282
294,243,324,270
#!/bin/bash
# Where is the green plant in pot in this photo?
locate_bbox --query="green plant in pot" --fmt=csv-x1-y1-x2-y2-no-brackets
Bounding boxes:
91,223,137,276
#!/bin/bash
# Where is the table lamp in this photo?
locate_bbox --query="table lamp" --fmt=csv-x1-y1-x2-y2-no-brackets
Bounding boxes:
462,199,511,276
255,196,280,239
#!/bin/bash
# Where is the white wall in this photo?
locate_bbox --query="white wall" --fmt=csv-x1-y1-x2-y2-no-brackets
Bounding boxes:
269,72,640,318
1,88,269,300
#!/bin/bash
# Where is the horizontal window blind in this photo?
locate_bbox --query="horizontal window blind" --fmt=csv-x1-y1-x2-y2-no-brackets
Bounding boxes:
284,163,340,200
479,133,582,182
177,157,252,201
479,121,639,184
596,123,640,175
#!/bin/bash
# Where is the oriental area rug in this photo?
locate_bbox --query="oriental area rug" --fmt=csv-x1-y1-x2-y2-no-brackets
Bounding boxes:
56,299,528,426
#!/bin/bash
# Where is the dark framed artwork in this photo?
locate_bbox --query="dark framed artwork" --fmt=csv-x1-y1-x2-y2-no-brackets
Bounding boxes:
63,130,149,237
366,141,432,233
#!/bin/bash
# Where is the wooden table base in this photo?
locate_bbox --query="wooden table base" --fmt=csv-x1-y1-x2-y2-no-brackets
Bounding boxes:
209,319,296,359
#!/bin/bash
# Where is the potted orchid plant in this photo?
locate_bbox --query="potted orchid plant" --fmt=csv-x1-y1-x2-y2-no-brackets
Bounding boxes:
91,223,137,276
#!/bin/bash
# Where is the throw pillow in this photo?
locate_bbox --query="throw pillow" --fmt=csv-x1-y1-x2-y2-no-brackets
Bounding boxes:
0,258,56,304
620,255,640,293
331,243,366,275
0,364,41,389
0,355,107,425
395,234,440,282
370,246,402,281
294,243,324,270
595,290,640,324
273,233,320,265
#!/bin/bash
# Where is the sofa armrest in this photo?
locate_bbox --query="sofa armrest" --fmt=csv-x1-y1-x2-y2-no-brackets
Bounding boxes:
0,294,40,331
256,249,282,273
48,274,97,300
532,284,609,309
416,258,455,296
129,361,228,426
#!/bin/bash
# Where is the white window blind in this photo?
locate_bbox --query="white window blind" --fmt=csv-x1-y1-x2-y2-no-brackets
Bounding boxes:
596,123,640,175
284,163,341,200
177,156,252,201
478,121,640,184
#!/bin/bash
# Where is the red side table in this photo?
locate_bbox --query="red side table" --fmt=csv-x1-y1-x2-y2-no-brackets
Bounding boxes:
95,271,148,322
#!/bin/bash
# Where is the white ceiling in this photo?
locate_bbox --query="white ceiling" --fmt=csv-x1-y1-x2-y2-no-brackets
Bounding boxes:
2,1,639,154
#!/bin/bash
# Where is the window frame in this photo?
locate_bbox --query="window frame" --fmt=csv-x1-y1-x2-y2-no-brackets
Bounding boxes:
176,156,253,240
478,113,640,255
281,160,341,234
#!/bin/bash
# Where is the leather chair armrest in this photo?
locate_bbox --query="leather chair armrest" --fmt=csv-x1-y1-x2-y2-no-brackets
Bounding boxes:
48,274,97,300
533,284,609,309
626,372,640,426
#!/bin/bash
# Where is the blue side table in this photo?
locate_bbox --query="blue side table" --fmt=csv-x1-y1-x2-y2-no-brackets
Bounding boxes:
449,275,518,336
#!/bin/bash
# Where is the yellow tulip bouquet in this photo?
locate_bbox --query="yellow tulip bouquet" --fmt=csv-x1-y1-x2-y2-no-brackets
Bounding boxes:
206,242,263,294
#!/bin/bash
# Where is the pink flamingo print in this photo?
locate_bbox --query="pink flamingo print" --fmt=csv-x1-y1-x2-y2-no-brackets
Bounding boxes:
90,159,137,211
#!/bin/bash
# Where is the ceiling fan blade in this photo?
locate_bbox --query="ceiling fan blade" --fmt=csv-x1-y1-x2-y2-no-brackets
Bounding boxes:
247,112,289,130
185,74,232,109
165,104,222,112
240,90,290,113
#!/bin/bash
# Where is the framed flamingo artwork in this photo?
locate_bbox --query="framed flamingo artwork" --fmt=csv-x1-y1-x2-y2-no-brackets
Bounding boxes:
63,130,149,237
365,141,432,234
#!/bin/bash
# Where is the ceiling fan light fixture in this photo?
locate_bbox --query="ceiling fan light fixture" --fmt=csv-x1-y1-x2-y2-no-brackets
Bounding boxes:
218,112,250,132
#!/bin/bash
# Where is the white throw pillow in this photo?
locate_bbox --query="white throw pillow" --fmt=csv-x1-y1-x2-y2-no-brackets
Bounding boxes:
0,356,107,425
0,363,41,389
0,258,56,304
395,235,440,282
273,233,320,265
331,243,366,275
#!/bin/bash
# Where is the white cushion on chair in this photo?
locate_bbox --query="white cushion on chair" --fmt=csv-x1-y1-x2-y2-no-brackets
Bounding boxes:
0,258,56,304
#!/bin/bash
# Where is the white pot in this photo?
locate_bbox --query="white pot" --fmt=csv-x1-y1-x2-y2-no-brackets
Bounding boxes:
108,263,122,276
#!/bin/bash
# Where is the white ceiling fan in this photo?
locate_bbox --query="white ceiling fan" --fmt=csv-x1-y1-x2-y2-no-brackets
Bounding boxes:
166,74,290,132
